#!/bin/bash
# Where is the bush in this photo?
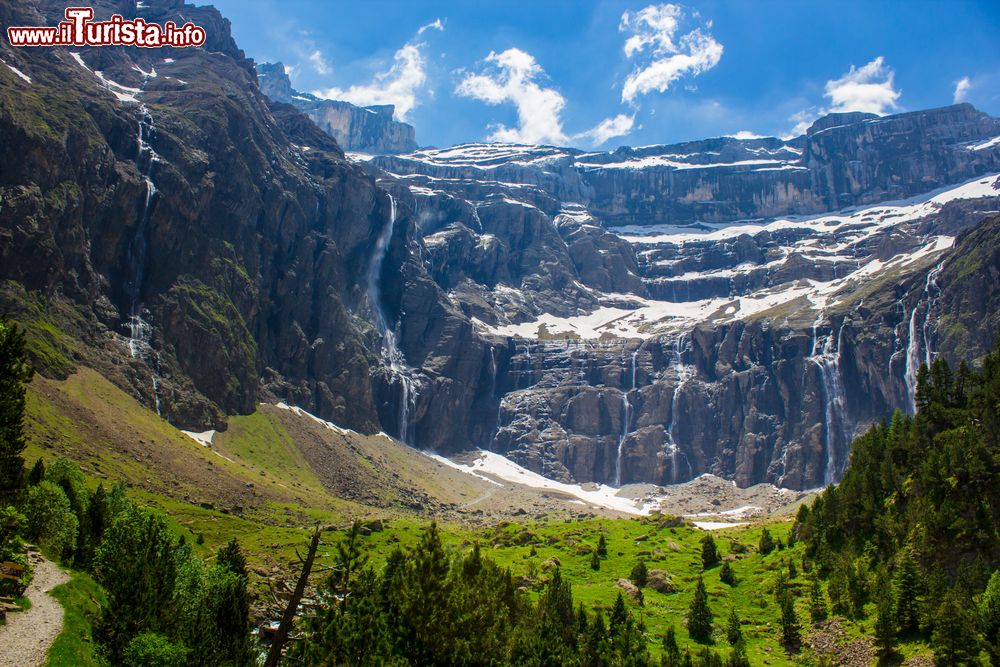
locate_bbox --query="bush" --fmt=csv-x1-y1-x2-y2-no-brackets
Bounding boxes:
122,632,189,667
631,560,648,587
23,481,78,560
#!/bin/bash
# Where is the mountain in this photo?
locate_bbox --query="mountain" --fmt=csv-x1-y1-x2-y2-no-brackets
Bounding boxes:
256,61,417,155
2,0,999,495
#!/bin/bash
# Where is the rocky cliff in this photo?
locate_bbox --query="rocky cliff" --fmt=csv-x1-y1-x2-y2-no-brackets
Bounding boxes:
2,0,1000,492
256,62,417,155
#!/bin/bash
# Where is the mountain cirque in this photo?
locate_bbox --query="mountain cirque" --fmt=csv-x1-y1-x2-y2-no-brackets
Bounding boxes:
2,0,1000,493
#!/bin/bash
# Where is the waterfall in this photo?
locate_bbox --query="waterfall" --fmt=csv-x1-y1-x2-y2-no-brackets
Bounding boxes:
367,194,417,444
123,102,162,417
809,316,849,485
903,260,946,412
663,333,694,483
613,347,639,486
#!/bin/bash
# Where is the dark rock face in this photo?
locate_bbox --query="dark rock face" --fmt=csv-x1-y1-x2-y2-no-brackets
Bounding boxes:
3,0,1000,493
256,62,417,155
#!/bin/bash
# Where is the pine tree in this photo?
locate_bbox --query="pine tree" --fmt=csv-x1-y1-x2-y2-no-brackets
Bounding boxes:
701,534,720,570
27,458,44,486
874,593,897,663
631,559,649,587
892,549,921,634
590,547,601,571
809,577,828,623
931,594,981,667
778,589,800,648
725,637,750,667
597,534,608,557
687,576,713,643
725,607,742,646
0,321,33,501
662,625,682,667
787,558,797,579
719,561,736,586
979,569,1000,667
758,528,775,556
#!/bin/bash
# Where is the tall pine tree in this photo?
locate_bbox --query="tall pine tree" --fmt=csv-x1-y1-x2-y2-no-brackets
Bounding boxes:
0,321,34,502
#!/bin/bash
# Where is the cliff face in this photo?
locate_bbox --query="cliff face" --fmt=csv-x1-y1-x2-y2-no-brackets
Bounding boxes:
3,0,1000,491
256,62,417,155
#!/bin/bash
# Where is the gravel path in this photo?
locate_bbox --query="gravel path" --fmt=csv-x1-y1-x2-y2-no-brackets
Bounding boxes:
0,553,70,667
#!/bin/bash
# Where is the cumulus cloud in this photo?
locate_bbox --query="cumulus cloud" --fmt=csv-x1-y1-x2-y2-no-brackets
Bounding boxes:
312,23,445,121
308,49,331,76
456,48,569,145
575,114,636,146
954,76,972,103
619,3,723,104
824,56,900,115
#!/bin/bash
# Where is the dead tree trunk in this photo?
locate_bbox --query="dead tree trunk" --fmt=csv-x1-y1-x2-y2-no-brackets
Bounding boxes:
264,525,322,667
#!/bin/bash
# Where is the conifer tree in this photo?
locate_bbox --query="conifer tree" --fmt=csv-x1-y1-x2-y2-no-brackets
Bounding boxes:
809,577,828,623
778,589,800,648
631,559,649,587
597,533,608,557
980,570,1000,667
893,549,921,634
874,593,897,664
725,607,742,646
0,321,33,501
27,458,44,486
662,625,682,667
931,594,980,667
687,576,713,643
758,527,775,556
701,533,720,569
590,547,601,571
719,561,736,586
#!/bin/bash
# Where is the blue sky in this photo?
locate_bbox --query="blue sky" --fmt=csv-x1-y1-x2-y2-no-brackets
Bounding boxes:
211,0,1000,150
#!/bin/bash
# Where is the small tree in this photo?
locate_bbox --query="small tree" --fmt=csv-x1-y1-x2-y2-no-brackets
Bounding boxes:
758,528,775,556
932,594,980,667
23,480,78,560
720,561,736,586
725,607,742,646
590,547,601,571
787,559,797,579
980,570,1000,667
874,594,897,664
893,549,922,634
779,589,800,648
701,534,720,569
687,576,713,643
631,559,648,587
597,534,608,557
662,625,682,667
809,577,828,623
27,459,44,486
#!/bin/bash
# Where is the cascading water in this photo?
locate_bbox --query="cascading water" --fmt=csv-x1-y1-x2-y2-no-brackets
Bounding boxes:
808,315,849,485
123,100,162,417
367,194,417,444
904,260,946,412
614,348,638,486
663,333,695,483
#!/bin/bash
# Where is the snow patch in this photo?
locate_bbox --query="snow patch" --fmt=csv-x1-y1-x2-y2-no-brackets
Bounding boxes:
181,430,215,447
1,60,31,84
273,402,356,435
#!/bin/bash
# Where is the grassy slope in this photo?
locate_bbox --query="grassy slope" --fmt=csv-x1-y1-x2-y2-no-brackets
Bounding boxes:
23,368,937,664
46,572,107,667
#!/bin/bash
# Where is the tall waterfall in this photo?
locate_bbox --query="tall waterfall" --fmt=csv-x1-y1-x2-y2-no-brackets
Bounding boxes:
367,195,417,444
904,260,946,412
663,333,694,483
614,348,638,486
809,315,849,485
124,102,162,417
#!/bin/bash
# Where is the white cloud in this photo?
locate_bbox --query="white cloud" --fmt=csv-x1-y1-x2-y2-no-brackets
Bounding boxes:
954,76,972,103
456,48,568,145
312,26,441,121
782,108,817,139
418,18,444,35
619,4,723,104
824,56,900,115
575,114,636,146
308,49,330,76
726,130,764,140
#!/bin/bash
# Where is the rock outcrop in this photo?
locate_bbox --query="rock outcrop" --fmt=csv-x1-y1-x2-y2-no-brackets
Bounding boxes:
256,62,417,155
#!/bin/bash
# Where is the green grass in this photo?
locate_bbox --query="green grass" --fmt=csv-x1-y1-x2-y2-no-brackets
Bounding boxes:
47,571,107,667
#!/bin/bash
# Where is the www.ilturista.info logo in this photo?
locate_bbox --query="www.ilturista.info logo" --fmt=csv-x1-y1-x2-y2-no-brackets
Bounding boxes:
6,7,206,48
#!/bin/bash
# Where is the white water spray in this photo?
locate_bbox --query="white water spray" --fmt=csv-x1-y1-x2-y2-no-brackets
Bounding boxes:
663,334,694,483
614,348,638,486
808,315,849,485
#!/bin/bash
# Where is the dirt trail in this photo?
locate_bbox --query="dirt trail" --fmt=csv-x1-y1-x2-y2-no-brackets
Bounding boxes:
0,553,70,667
